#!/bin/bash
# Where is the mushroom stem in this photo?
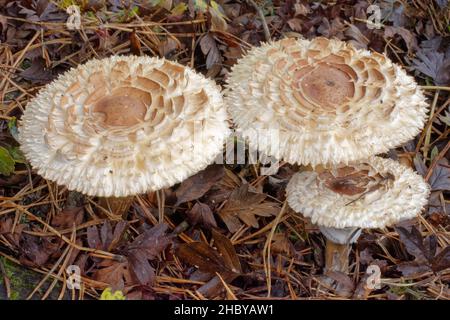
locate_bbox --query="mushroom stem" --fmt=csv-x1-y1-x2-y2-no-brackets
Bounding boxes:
324,239,351,273
320,226,361,273
99,196,134,219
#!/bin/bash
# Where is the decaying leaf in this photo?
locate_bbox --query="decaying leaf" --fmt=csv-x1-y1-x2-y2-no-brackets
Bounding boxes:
175,165,224,205
396,226,450,275
93,260,131,290
428,159,450,191
186,202,217,228
176,229,241,276
200,33,221,69
218,184,279,232
51,206,84,230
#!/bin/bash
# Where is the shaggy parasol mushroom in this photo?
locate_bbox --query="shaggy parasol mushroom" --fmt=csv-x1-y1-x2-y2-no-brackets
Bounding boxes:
286,156,430,272
225,37,430,273
225,37,428,166
19,56,229,216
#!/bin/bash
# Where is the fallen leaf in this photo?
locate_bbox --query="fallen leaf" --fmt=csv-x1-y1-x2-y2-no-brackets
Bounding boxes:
127,250,155,286
219,184,279,233
19,58,53,83
93,260,131,290
129,30,141,56
211,229,242,273
428,159,450,191
200,33,221,69
384,26,418,53
51,206,84,230
0,146,15,176
186,202,217,228
396,226,435,263
431,246,450,273
287,18,302,32
412,49,450,86
209,1,228,32
176,241,231,274
124,223,171,285
175,165,224,205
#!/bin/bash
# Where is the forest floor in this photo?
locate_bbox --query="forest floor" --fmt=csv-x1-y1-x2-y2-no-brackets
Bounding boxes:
0,0,449,300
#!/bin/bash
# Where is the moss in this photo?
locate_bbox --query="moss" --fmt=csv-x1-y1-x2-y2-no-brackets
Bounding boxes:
0,257,50,300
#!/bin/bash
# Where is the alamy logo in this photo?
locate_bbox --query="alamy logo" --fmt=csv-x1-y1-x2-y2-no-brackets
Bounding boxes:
66,5,81,30
66,265,81,290
366,5,382,29
366,264,381,289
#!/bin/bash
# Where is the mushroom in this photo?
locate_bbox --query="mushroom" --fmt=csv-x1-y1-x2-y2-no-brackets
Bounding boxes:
224,37,430,273
286,156,430,272
19,56,230,216
225,37,428,166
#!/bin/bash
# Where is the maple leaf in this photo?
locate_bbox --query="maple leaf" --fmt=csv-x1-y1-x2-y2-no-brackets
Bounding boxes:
92,223,171,288
123,223,172,286
93,260,132,291
412,45,450,85
396,227,450,276
87,221,127,252
218,184,279,232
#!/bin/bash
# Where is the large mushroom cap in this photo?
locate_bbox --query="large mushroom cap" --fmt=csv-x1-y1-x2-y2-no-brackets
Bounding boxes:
225,37,428,166
286,156,430,229
19,56,229,197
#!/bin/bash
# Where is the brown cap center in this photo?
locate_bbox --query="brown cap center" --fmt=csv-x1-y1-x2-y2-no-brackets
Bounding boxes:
92,95,147,127
300,64,355,108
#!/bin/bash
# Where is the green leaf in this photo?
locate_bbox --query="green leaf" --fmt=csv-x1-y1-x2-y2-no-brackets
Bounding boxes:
100,287,126,300
171,2,187,15
430,146,439,162
210,0,228,20
0,146,15,176
8,117,19,142
194,0,208,12
7,146,26,164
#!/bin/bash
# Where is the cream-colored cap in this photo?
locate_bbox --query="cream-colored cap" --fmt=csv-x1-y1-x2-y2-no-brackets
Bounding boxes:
225,37,428,166
286,157,430,229
20,56,230,197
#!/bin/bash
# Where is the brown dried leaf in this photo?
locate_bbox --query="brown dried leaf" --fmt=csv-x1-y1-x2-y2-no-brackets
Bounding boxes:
125,223,171,259
219,184,279,232
127,251,155,286
175,165,224,205
123,223,171,285
287,18,302,32
19,58,53,83
200,33,221,69
431,246,450,273
176,241,231,274
51,206,84,230
396,226,435,263
428,159,450,191
384,26,418,53
211,229,242,273
93,260,131,290
186,202,217,228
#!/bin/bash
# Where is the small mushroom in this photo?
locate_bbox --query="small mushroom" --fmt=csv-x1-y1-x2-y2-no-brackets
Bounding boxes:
286,156,430,272
225,37,428,166
19,56,230,216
